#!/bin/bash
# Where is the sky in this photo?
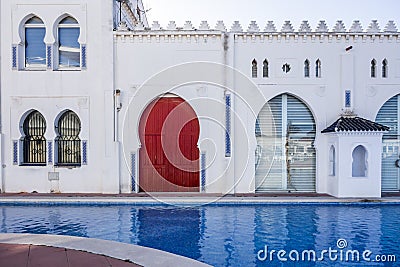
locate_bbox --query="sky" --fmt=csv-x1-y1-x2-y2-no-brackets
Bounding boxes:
142,0,400,31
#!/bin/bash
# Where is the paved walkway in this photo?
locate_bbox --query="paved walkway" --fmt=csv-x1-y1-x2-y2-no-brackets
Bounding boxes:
0,234,211,267
0,243,141,267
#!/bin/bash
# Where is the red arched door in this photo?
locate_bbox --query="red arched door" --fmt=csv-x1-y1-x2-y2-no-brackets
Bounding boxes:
139,97,200,192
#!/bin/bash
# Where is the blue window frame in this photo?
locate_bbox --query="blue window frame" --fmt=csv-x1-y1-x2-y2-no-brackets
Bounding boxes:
58,17,80,68
25,17,46,67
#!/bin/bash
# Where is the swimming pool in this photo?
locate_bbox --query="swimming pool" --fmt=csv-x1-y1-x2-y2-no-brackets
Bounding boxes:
0,203,398,266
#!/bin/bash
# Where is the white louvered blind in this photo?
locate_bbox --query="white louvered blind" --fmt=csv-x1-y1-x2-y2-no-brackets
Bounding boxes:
376,95,400,192
255,94,316,192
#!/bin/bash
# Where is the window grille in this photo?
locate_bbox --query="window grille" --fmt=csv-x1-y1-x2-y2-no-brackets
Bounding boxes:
371,59,376,78
252,59,257,78
22,111,46,165
263,59,269,78
55,110,81,166
304,59,310,77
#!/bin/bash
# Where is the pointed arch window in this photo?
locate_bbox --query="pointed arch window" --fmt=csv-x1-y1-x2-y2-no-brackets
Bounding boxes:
304,59,310,78
370,59,376,78
262,59,269,78
315,59,321,78
24,16,46,68
382,59,388,78
329,145,335,176
58,16,80,68
352,145,367,177
252,59,258,78
21,110,46,165
55,110,81,166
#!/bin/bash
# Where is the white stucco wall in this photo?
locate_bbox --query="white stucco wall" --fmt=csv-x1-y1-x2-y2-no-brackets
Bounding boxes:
1,1,400,196
1,0,118,193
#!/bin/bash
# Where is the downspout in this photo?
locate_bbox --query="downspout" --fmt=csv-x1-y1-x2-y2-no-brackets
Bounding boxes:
113,32,122,193
0,1,3,193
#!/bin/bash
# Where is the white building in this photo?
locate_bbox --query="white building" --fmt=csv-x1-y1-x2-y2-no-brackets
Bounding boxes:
1,0,399,198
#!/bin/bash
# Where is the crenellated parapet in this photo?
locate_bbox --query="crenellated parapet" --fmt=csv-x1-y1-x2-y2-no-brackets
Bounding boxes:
116,20,398,34
114,20,400,44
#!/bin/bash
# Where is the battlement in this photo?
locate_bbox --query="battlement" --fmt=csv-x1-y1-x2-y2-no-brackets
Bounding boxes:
116,19,399,34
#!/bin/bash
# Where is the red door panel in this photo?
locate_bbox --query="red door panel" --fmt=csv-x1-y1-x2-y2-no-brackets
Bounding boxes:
139,97,200,192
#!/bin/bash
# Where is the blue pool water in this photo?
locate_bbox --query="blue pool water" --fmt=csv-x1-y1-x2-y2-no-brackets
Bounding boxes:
0,203,399,266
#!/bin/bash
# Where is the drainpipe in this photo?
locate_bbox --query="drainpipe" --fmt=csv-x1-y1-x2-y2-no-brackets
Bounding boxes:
0,1,3,193
112,27,122,193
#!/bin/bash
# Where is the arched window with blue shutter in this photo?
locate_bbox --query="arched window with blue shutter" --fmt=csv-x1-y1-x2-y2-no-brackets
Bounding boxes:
58,16,80,68
24,16,46,68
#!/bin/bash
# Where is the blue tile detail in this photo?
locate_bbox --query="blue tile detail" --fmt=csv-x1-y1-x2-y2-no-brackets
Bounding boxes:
46,45,52,69
12,45,17,69
345,90,351,108
225,94,231,157
13,141,18,165
47,141,53,164
81,45,87,69
131,153,136,192
82,141,87,165
201,152,206,192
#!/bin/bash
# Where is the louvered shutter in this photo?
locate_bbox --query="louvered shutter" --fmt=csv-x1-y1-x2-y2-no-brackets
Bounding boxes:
255,94,316,192
376,95,400,192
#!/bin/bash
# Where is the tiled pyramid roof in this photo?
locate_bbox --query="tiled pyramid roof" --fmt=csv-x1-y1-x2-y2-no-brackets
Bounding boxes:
321,116,389,133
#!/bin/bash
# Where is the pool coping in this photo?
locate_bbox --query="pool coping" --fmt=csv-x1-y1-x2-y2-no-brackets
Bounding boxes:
0,195,400,205
0,233,211,267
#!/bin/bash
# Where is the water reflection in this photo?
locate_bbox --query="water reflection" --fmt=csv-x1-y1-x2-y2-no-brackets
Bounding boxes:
0,204,398,267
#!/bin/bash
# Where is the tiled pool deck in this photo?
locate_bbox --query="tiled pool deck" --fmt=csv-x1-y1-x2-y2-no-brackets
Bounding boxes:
0,192,399,266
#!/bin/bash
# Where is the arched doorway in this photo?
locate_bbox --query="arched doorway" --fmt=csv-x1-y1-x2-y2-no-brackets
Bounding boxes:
255,94,316,192
376,95,400,192
139,96,200,192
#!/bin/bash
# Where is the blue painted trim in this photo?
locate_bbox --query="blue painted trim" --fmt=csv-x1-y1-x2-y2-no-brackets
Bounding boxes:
12,45,17,69
82,141,87,165
201,152,206,192
131,153,136,192
225,94,231,157
345,90,351,108
13,141,18,165
46,45,52,69
47,141,53,164
81,44,87,69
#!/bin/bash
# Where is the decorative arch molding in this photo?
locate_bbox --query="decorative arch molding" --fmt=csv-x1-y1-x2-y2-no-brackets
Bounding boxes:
53,13,85,44
12,4,87,45
16,13,46,45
